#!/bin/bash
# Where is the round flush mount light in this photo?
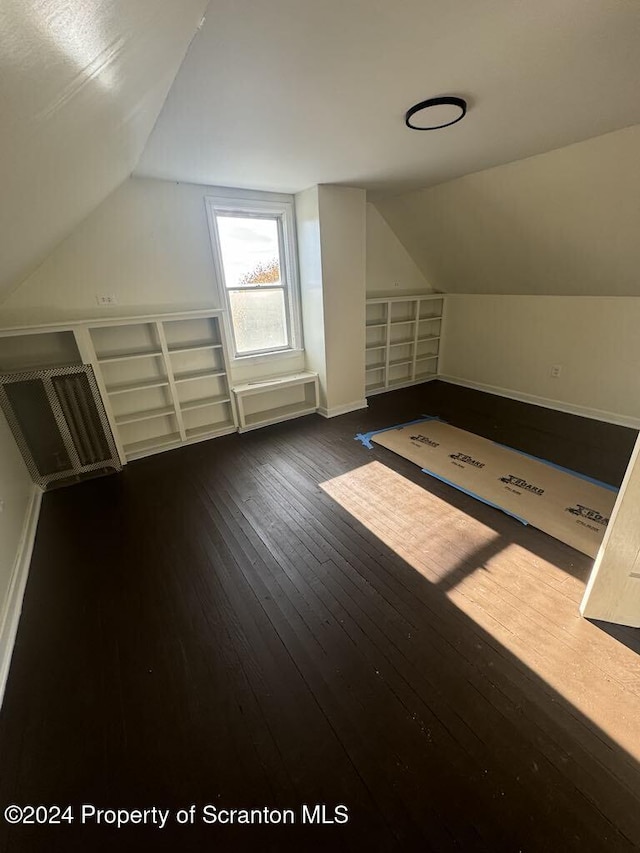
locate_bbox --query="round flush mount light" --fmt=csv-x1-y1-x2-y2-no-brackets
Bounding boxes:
405,96,467,130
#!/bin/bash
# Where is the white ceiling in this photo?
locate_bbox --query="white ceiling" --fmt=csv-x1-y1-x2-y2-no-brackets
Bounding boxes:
3,0,639,306
137,0,640,197
0,0,208,302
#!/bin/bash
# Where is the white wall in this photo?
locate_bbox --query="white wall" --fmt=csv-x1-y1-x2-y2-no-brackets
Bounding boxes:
581,433,640,627
294,186,367,416
2,177,227,320
365,203,431,295
0,411,36,703
317,186,367,415
0,177,304,381
295,187,327,407
0,415,32,600
376,124,640,296
441,295,640,427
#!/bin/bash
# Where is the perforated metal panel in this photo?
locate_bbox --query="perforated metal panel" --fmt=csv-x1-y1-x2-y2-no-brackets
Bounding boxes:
0,364,122,489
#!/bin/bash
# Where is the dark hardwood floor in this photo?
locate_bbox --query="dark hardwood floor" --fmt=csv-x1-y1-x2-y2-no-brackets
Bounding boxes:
1,381,639,852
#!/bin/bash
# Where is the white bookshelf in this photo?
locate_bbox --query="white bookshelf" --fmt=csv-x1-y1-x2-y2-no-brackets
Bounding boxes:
365,293,445,396
88,313,237,460
233,372,319,432
0,310,323,466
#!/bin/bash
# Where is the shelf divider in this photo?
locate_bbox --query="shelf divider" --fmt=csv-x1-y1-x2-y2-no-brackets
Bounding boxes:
97,349,163,364
174,368,227,384
185,420,236,440
180,395,231,412
115,406,176,426
106,378,170,396
168,341,223,355
156,321,186,441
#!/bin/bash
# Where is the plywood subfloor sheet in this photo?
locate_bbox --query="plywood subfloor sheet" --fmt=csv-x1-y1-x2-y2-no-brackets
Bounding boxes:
370,419,618,557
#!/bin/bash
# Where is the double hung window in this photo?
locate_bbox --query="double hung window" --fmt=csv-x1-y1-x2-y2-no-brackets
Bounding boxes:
206,196,301,358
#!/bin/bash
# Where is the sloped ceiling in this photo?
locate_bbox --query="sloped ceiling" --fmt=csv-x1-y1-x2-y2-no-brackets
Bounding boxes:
4,0,640,306
137,0,640,197
375,125,640,296
0,0,208,303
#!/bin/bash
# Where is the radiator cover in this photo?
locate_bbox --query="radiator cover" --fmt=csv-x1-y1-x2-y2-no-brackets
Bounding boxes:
0,364,122,489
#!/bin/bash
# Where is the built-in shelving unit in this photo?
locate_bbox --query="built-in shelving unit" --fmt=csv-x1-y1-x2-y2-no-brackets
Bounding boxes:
233,372,319,432
88,314,237,460
0,308,325,470
365,293,445,396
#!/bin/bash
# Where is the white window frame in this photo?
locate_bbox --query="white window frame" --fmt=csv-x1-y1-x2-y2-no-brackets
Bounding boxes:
205,194,303,360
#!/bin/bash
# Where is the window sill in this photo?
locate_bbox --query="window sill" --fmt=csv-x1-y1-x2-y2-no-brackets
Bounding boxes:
230,348,304,367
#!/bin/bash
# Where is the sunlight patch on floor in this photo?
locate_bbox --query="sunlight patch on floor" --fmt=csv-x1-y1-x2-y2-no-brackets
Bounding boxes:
320,460,501,583
320,460,640,760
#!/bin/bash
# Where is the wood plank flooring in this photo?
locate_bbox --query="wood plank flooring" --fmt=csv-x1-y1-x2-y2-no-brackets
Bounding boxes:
0,381,639,852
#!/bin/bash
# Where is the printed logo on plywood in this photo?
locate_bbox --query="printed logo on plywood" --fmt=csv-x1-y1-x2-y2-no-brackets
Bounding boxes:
499,475,545,496
409,434,440,448
449,452,485,469
565,504,610,528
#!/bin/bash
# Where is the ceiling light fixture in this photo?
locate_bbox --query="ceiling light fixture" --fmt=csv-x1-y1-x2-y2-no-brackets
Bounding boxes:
405,96,467,130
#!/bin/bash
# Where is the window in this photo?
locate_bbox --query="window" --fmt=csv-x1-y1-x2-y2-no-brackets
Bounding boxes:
205,195,302,358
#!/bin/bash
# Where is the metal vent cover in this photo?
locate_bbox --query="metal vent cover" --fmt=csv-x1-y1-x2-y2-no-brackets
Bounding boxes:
0,364,122,489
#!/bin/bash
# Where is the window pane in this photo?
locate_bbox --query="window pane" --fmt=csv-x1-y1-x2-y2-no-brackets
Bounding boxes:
216,215,281,289
229,289,287,353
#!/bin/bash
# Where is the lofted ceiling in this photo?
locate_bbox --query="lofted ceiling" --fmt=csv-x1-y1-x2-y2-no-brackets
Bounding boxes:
0,0,208,302
137,0,640,197
3,0,640,306
376,125,640,296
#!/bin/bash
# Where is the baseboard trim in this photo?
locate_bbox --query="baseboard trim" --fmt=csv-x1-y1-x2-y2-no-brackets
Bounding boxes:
0,486,42,710
318,399,368,419
439,375,640,430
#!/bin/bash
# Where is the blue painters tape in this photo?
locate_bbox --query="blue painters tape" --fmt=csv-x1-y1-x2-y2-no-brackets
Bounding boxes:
355,416,443,450
420,467,529,526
